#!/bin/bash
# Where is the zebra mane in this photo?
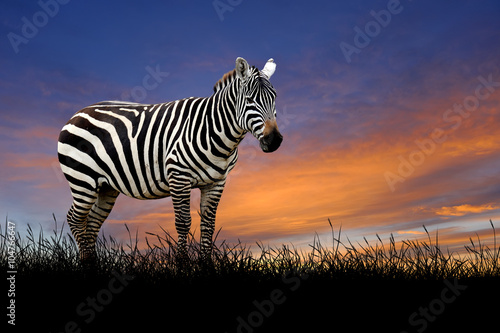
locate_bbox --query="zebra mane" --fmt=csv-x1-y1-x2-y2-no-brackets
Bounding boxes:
213,69,236,93
213,66,264,93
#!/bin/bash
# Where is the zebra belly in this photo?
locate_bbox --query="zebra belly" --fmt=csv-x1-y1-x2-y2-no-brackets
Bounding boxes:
59,137,172,200
167,142,238,189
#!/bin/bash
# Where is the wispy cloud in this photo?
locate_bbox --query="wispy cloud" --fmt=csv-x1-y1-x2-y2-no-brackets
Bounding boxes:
397,230,426,235
435,204,500,217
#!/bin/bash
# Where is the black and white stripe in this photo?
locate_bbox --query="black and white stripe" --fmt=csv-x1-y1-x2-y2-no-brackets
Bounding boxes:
58,57,282,262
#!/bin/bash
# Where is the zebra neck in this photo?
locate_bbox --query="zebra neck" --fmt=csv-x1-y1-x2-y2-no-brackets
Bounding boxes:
203,86,246,158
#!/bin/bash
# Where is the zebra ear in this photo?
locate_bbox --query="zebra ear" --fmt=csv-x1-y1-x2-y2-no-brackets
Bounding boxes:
261,58,276,79
235,57,250,82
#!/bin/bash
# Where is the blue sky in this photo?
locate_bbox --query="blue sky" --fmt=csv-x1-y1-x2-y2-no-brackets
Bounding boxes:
1,0,500,253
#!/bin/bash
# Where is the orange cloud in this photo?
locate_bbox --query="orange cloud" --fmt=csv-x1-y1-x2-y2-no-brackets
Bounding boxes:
435,204,500,217
397,230,426,235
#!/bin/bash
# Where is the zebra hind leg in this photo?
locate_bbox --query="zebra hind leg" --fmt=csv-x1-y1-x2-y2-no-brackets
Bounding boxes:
67,186,119,267
82,187,120,265
66,189,98,266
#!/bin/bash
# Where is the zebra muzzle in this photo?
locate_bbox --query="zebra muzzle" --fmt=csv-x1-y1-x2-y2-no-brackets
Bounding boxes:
260,127,283,153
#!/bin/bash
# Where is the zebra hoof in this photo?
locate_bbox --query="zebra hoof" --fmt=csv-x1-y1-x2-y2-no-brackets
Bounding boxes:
80,249,98,269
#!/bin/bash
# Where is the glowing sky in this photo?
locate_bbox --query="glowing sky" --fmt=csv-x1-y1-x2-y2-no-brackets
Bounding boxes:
1,0,499,253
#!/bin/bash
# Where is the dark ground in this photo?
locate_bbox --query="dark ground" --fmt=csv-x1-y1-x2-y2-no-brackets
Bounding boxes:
10,271,500,333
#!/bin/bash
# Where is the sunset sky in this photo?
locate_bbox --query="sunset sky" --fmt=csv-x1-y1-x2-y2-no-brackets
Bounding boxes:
1,0,499,254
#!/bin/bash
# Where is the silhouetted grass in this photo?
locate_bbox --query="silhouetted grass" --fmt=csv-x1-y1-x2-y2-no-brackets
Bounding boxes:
2,217,498,280
2,217,499,332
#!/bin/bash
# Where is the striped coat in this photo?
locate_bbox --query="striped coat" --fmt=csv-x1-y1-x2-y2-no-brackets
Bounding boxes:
58,57,282,262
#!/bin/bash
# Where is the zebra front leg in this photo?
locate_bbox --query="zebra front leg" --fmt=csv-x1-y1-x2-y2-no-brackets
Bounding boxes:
200,181,225,259
169,175,192,258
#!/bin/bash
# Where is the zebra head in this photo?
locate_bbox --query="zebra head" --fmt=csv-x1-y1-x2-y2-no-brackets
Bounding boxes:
235,57,283,153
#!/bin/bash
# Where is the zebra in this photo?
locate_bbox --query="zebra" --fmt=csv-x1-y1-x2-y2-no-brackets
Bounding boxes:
58,57,283,263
